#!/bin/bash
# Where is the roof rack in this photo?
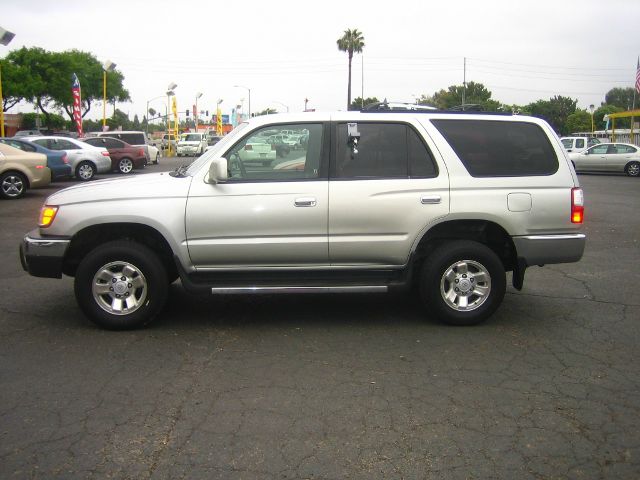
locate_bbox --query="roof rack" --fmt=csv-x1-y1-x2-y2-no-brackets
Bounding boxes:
360,100,513,116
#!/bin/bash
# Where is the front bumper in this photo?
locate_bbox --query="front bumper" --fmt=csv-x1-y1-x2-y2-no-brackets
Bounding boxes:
512,233,586,266
19,230,71,278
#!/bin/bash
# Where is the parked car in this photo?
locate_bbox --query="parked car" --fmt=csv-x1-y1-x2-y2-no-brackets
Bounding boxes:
568,142,640,176
92,131,159,164
0,143,51,199
207,135,223,146
0,137,72,180
20,110,586,330
177,133,208,157
82,137,146,174
237,135,277,165
24,136,112,181
13,130,43,137
560,136,600,153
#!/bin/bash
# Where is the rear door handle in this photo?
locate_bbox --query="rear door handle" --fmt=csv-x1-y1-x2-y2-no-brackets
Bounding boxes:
421,195,441,205
294,197,317,207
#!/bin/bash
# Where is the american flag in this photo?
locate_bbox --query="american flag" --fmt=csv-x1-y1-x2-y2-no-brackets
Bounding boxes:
71,73,83,137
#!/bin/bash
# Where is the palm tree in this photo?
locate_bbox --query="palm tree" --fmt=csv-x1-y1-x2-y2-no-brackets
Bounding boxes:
336,29,365,110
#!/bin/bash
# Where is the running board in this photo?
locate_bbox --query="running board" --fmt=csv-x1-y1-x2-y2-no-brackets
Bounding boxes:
210,286,388,295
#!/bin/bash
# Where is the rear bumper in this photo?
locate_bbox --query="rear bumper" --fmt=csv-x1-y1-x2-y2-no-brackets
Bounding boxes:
19,230,71,278
512,233,586,266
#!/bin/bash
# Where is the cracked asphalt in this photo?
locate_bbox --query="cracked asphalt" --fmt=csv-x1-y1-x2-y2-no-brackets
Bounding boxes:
1,161,639,479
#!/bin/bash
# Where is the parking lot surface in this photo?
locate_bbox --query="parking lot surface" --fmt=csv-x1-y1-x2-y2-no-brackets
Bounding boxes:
1,160,639,479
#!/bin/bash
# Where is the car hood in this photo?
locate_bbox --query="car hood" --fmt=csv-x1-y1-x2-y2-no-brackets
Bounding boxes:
178,141,202,146
46,172,193,206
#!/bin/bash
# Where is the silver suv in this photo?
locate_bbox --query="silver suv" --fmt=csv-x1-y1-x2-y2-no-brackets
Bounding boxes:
20,111,586,329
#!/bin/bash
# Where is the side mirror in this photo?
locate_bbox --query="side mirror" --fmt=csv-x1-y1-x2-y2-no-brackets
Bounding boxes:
208,157,228,184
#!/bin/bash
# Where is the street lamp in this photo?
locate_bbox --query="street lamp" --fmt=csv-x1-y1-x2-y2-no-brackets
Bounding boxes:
102,60,116,131
589,104,595,134
166,82,177,156
233,85,251,118
272,101,289,113
195,92,202,131
0,25,16,137
145,95,165,134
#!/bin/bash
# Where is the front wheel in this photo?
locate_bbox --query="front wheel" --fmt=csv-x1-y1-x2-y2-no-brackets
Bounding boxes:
75,161,96,181
74,240,169,330
0,171,27,199
419,240,506,326
625,161,640,177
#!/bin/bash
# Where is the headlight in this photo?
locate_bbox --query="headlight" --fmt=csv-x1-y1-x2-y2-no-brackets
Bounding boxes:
38,205,59,227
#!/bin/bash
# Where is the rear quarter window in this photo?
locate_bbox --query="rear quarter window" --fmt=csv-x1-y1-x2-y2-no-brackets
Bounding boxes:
432,119,559,177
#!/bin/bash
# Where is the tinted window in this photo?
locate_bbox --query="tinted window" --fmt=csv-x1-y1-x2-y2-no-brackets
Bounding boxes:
615,145,637,154
335,123,437,179
575,138,585,149
432,119,559,177
117,133,145,145
32,139,49,149
55,139,80,150
104,138,124,149
83,138,102,146
0,139,36,152
225,123,324,181
590,145,609,155
561,139,572,148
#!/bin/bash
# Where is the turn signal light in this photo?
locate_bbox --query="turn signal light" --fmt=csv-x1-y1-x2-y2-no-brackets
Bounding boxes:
39,206,59,228
571,188,584,224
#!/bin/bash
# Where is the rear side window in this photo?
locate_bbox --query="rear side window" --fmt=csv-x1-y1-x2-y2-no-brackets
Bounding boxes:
334,122,437,179
432,119,559,177
575,138,585,149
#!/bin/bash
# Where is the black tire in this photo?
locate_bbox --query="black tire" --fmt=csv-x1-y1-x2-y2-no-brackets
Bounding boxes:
419,240,506,326
75,161,96,181
0,171,27,199
625,161,640,177
74,240,169,330
118,157,134,174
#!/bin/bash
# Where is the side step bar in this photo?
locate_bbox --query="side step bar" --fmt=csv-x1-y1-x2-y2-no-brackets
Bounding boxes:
210,286,388,295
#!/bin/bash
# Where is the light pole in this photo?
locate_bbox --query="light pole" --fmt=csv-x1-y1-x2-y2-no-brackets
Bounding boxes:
0,26,16,137
102,60,116,131
272,101,289,113
166,82,177,156
195,92,202,132
589,104,595,134
145,95,165,134
233,85,251,118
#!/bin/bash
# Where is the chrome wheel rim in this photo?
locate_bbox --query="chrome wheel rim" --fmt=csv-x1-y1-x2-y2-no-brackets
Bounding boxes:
78,163,94,180
2,175,24,197
92,261,148,315
440,260,491,311
119,159,133,173
628,163,640,176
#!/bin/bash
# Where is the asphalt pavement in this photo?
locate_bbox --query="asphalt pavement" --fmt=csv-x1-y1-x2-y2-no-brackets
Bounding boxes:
1,160,639,479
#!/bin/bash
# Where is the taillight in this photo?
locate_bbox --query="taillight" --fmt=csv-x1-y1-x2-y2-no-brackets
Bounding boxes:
138,148,145,157
571,187,584,224
244,145,253,151
36,165,44,169
61,153,69,164
101,151,110,157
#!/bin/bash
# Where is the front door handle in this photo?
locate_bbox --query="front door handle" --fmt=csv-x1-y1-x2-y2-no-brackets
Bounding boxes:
294,197,317,207
421,195,442,205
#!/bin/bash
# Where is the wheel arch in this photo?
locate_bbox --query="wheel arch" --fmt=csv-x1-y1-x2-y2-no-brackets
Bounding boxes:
62,222,178,280
411,219,516,274
1,169,31,188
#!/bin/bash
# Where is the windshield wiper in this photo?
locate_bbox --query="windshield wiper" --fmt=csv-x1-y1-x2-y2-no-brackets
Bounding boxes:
169,164,189,177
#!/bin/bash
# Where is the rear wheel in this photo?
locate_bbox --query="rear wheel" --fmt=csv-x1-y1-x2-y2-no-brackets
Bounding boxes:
419,240,506,326
118,157,134,174
625,161,640,177
0,171,27,199
74,240,169,330
75,161,96,181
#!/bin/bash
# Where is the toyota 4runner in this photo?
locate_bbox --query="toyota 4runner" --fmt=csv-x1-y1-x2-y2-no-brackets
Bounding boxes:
20,110,586,329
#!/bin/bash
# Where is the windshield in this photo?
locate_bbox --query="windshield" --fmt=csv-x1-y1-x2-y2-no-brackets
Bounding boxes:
184,123,249,176
182,134,201,142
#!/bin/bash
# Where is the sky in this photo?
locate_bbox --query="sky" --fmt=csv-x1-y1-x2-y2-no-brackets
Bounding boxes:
2,0,639,122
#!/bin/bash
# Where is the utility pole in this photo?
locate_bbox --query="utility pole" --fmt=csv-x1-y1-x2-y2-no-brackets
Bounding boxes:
462,57,466,110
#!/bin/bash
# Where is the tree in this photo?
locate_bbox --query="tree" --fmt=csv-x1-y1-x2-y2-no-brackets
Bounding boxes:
594,104,627,130
336,28,365,110
526,96,577,135
256,108,277,116
350,96,380,110
565,110,592,134
605,87,636,110
420,82,502,111
2,47,129,125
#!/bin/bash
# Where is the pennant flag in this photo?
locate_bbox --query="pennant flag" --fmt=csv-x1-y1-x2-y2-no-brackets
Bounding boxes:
71,73,83,137
636,57,640,94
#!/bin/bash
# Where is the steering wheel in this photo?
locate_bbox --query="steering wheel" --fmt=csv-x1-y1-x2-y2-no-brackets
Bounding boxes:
228,153,247,178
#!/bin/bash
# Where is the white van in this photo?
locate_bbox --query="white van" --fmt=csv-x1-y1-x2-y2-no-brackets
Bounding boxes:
560,136,600,153
177,132,208,157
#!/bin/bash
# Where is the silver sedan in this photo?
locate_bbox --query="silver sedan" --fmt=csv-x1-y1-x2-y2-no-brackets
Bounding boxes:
569,143,640,177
